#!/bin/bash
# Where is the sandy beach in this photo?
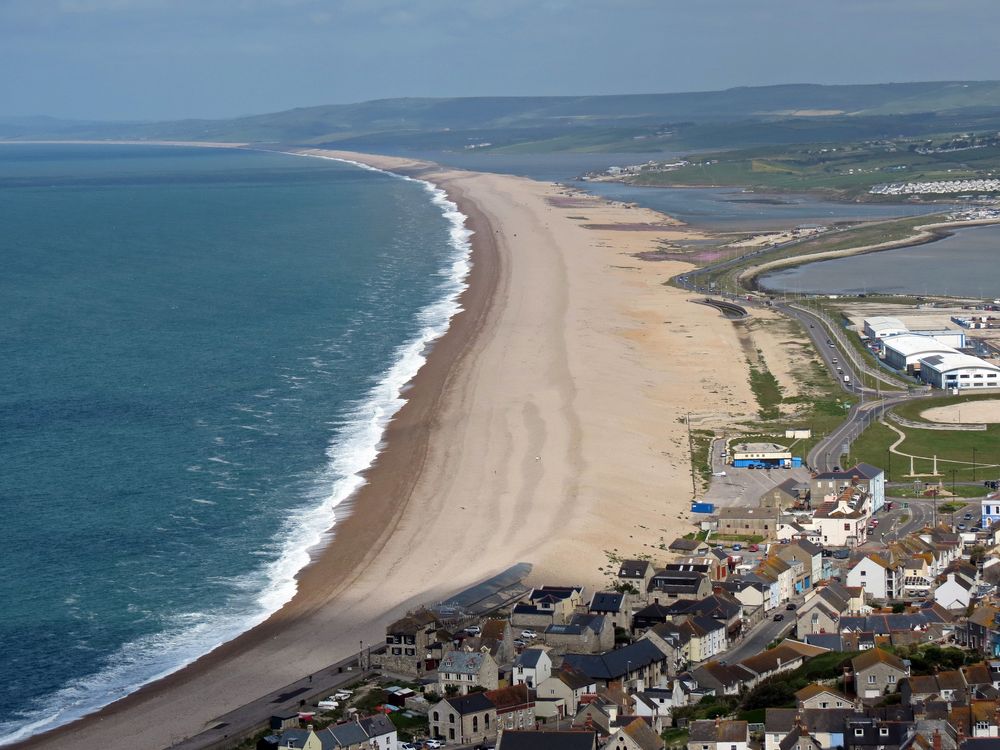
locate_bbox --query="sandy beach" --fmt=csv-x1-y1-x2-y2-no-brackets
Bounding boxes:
15,149,754,750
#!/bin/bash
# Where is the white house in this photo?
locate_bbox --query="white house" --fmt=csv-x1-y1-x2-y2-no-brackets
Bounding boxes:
847,554,902,601
983,495,1000,527
935,572,975,612
512,648,551,688
811,498,869,548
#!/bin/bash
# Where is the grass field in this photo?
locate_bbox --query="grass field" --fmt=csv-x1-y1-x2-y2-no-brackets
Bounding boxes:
849,394,1000,485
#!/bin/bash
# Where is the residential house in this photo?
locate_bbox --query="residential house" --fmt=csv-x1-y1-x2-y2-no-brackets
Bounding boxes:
796,683,851,710
272,715,397,750
936,571,976,612
606,717,663,750
668,539,711,556
535,667,598,719
381,608,440,676
843,716,914,750
982,496,1000,528
429,692,496,745
758,555,796,603
545,614,614,654
639,622,686,674
633,602,675,633
512,586,585,629
774,540,824,592
619,560,656,593
852,648,910,698
949,700,1000,737
691,661,757,696
437,650,499,695
902,671,968,706
495,730,598,750
513,649,552,688
665,593,744,641
761,477,808,510
811,464,886,513
848,554,904,602
777,725,824,750
479,618,516,665
796,583,850,637
960,605,1000,657
648,570,712,603
687,719,749,750
722,573,774,613
739,641,828,687
678,615,727,663
562,639,669,692
764,708,854,750
590,592,632,633
485,684,536,733
716,507,780,540
811,489,870,548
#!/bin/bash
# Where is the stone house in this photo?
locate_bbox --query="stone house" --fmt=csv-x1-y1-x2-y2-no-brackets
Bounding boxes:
618,560,656,593
795,683,851,710
606,717,663,750
429,692,496,745
811,464,885,513
544,614,614,654
852,648,909,699
535,667,598,719
774,540,824,592
847,554,904,602
589,591,632,632
437,650,499,695
485,684,536,733
647,570,711,603
562,639,669,692
381,608,440,676
512,586,585,629
716,507,780,540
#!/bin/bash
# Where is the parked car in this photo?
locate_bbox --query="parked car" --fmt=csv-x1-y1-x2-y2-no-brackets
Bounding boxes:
773,613,784,622
520,630,538,640
748,544,759,552
958,523,967,530
465,625,482,636
833,549,850,559
964,512,973,520
513,639,526,648
732,544,742,552
401,744,416,750
786,602,796,610
425,741,443,749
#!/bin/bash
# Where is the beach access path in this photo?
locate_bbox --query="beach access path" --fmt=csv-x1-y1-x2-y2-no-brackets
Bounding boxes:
16,150,755,750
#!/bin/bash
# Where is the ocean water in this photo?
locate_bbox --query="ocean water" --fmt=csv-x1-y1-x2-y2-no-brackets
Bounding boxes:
0,145,470,743
759,222,1000,298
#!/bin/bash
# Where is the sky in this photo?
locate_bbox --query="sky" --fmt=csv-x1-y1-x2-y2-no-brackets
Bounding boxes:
2,0,1000,121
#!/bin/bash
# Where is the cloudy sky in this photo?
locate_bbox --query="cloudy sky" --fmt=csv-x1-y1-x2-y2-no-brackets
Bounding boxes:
3,0,1000,121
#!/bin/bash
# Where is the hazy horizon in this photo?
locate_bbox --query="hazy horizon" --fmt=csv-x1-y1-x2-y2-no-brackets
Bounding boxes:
4,0,1000,121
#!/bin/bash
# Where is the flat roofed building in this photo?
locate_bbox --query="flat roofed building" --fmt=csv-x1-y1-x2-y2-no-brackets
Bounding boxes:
730,442,792,468
882,334,960,372
919,353,1000,390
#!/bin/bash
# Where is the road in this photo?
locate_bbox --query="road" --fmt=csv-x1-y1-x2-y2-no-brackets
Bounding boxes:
720,610,796,665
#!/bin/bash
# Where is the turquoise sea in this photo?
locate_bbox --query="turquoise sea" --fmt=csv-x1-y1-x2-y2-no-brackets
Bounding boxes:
0,145,470,743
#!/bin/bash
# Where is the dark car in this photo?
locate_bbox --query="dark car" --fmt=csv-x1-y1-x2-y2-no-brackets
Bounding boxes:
833,549,850,560
786,603,797,610
773,613,784,622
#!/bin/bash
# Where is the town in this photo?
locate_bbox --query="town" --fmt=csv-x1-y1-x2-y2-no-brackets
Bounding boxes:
253,450,1000,750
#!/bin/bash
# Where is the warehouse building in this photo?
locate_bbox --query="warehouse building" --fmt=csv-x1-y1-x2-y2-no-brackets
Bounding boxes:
729,442,801,469
863,316,908,340
882,334,961,373
919,352,1000,389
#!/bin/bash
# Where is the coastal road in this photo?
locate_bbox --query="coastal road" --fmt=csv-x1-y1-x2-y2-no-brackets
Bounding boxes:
720,611,796,666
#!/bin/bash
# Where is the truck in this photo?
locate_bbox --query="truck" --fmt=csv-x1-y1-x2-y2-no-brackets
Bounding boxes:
843,375,851,384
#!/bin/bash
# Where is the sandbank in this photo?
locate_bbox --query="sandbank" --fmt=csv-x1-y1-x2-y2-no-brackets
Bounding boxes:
15,149,754,750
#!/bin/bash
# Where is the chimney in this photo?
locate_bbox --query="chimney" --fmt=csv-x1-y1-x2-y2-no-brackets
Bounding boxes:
933,728,942,750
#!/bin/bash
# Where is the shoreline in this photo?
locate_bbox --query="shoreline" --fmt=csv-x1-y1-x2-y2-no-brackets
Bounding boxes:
11,147,757,750
744,216,1000,294
10,151,504,749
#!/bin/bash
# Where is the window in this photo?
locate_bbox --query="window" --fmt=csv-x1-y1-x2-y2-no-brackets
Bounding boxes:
473,716,478,733
485,714,489,729
880,728,889,737
844,523,850,531
855,729,864,737
449,728,455,741
449,714,455,724
860,570,866,576
433,712,439,722
868,674,877,684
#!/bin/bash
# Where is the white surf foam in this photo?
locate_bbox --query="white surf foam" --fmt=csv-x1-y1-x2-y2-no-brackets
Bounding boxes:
0,153,473,746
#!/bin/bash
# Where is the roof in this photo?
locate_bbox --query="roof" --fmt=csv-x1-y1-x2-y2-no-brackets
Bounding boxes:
882,333,958,358
717,506,780,519
357,714,395,738
562,640,666,680
481,618,508,641
619,560,652,577
445,692,495,715
322,721,369,748
439,650,490,675
590,591,625,613
867,316,907,330
485,684,534,711
616,717,663,750
739,644,807,676
515,648,547,669
387,608,438,635
496,730,596,750
796,683,847,702
554,666,598,691
668,538,706,551
921,352,1000,374
852,647,907,673
692,661,757,689
688,719,748,743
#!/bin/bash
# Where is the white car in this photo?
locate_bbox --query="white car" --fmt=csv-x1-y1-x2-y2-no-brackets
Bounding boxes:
712,471,727,477
520,630,538,640
464,625,482,636
426,741,444,749
400,744,416,750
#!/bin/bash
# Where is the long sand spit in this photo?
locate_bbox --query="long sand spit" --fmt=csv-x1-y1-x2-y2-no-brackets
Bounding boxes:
16,149,754,750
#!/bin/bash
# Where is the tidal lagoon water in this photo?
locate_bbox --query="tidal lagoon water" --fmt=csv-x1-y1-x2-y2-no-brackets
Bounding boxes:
0,144,469,742
759,222,1000,298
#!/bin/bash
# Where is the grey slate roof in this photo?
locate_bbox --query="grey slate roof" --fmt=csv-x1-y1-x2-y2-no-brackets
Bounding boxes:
497,729,597,750
439,650,488,675
323,721,369,748
446,691,495,715
562,640,666,680
590,591,625,613
515,648,546,669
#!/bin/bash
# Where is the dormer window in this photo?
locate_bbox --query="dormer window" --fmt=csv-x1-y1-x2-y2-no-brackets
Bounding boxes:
855,728,864,736
880,728,889,737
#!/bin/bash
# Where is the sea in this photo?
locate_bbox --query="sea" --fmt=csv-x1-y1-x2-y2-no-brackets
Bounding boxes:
0,144,471,743
758,223,1000,298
